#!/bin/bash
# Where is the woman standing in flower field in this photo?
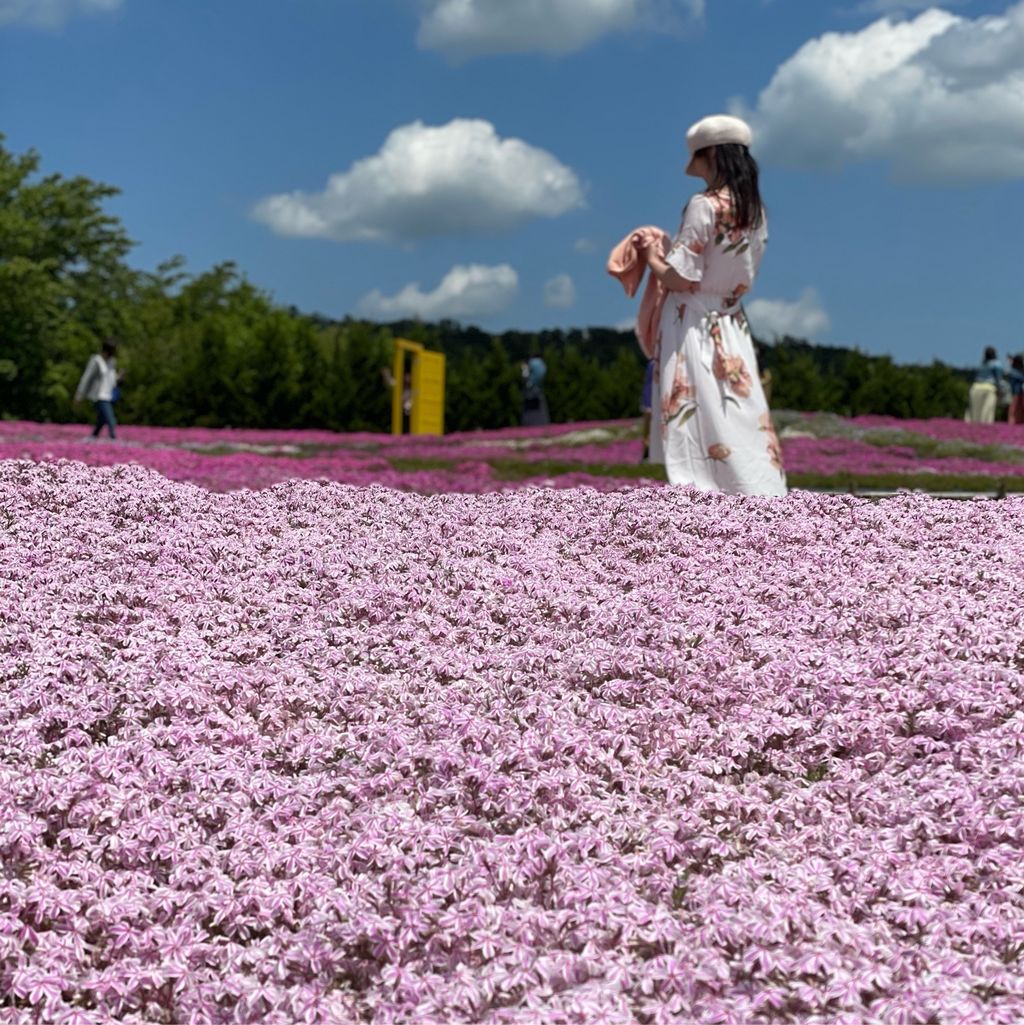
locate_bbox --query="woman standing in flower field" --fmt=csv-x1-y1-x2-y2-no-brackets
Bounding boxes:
635,115,785,496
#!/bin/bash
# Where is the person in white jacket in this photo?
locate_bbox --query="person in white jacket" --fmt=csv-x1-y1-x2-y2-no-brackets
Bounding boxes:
74,338,121,440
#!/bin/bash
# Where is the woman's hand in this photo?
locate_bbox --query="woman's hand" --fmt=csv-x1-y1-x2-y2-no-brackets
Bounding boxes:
645,246,699,294
633,232,655,253
634,232,696,292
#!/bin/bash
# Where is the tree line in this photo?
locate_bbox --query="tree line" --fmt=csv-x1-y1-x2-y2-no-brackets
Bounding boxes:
1,137,971,433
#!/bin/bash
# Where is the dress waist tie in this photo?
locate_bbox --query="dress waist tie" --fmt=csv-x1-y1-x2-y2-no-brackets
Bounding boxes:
668,292,746,373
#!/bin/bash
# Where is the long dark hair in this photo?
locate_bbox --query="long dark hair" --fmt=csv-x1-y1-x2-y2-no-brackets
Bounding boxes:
702,143,764,230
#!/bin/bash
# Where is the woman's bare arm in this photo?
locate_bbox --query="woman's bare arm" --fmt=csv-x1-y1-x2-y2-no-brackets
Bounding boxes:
641,247,699,294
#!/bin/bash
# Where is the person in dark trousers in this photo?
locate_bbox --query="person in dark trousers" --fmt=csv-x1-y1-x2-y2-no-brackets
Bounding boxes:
74,338,121,440
521,350,549,427
640,358,655,461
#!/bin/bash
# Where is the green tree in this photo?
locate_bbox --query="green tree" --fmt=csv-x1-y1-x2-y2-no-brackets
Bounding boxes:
446,337,521,431
293,320,331,428
0,137,137,419
0,135,978,431
340,322,392,431
595,345,645,418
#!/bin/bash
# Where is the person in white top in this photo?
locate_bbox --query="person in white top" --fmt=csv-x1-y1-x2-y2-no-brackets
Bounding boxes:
74,338,121,439
634,115,786,496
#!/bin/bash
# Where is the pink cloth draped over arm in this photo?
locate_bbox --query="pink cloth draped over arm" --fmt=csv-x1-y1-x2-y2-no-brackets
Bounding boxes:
606,226,672,360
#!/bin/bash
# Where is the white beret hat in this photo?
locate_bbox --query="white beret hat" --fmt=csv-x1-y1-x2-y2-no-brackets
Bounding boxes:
685,114,753,174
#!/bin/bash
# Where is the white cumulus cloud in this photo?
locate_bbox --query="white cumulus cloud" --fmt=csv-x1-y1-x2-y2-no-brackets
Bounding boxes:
742,1,1024,182
253,119,584,243
0,0,121,28
852,0,968,12
416,0,703,61
356,264,519,321
543,274,576,309
747,289,830,340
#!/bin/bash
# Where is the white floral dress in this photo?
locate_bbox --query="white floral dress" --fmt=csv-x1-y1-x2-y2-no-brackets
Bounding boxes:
648,188,786,496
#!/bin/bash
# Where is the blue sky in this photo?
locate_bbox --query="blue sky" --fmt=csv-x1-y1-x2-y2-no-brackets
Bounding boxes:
2,0,1021,366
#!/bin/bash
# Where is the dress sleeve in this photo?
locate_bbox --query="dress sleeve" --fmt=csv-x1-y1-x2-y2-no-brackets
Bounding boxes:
665,195,715,283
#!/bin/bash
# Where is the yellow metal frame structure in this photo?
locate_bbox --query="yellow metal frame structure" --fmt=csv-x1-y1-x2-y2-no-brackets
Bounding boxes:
391,338,446,436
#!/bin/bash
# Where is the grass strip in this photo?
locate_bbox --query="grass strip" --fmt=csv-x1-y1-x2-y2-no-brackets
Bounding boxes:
387,456,464,472
486,457,665,481
787,472,1023,494
859,431,1024,465
389,455,1023,494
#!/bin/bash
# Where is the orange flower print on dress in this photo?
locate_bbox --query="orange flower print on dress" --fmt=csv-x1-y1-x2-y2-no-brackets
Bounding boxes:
723,283,749,310
714,354,753,398
709,312,752,398
759,412,785,474
675,302,687,323
662,360,697,433
707,188,750,253
707,443,731,461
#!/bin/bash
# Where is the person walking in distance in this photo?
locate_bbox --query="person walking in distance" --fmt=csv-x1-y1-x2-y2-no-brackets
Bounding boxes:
74,337,121,440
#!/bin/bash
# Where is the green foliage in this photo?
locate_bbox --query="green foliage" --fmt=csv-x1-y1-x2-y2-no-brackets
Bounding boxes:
445,337,522,431
0,136,136,419
0,136,976,431
759,337,971,420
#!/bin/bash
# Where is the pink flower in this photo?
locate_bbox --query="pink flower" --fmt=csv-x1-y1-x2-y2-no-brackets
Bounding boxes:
1,419,1023,1022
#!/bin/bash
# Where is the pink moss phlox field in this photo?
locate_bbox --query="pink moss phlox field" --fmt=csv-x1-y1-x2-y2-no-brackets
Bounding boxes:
3,461,1024,1023
0,420,630,457
0,421,650,492
851,416,1024,450
8,415,1024,497
6,418,1024,498
0,443,657,495
781,437,1024,479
